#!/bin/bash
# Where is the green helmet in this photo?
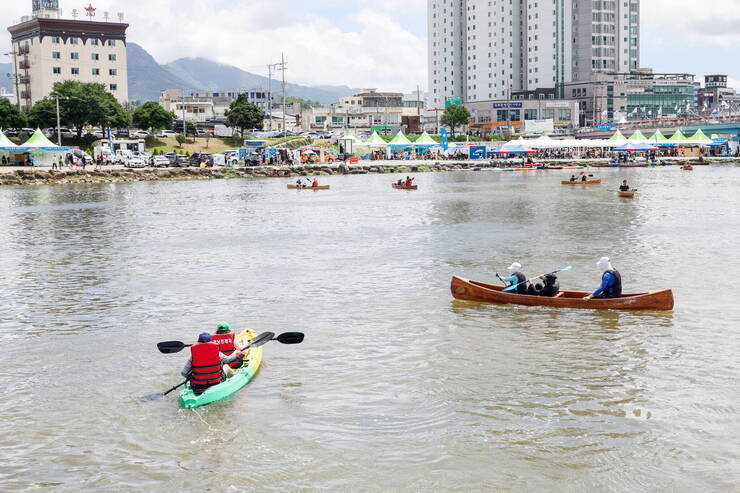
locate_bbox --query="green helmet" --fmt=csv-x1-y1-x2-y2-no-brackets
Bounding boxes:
216,322,231,334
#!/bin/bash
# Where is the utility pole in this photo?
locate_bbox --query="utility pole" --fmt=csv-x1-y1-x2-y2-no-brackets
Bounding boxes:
180,88,186,135
273,53,288,134
4,50,21,111
51,95,67,145
267,63,274,131
417,84,421,133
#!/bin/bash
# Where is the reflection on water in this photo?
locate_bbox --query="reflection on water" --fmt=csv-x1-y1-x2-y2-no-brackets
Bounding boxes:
0,167,738,491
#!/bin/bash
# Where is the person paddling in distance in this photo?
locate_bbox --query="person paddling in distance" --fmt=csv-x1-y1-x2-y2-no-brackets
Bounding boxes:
210,323,246,377
181,333,247,395
312,178,319,188
502,262,529,294
570,174,577,182
405,176,415,187
619,180,630,192
584,257,622,300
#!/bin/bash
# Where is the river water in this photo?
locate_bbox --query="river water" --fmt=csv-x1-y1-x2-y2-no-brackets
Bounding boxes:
0,166,738,492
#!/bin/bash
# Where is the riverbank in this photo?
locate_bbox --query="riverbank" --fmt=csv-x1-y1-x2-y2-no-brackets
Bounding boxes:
1,157,738,186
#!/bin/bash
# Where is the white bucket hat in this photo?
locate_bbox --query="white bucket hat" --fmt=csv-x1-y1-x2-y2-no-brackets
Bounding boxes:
507,262,522,274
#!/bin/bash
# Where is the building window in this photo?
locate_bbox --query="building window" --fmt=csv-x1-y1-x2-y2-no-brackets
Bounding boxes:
71,52,79,60
92,53,99,61
107,40,116,47
91,39,99,46
52,51,61,59
92,68,100,75
71,68,80,75
109,54,117,61
51,36,61,44
52,67,61,75
109,84,117,91
109,69,117,76
70,38,79,45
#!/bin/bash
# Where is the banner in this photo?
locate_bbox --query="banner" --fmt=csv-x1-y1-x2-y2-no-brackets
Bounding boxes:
440,129,449,150
469,146,486,160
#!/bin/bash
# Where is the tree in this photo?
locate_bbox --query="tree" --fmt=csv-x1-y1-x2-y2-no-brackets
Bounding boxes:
0,98,27,129
225,95,264,138
132,101,175,133
27,98,57,130
185,120,198,138
175,134,187,147
51,81,128,139
441,104,470,137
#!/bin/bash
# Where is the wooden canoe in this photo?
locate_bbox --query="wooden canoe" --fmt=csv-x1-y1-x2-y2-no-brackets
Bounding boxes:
681,166,693,171
392,184,418,190
562,179,601,185
450,276,674,311
618,190,636,198
287,185,330,190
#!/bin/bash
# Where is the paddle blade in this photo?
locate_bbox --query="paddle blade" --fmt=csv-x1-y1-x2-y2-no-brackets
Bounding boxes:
556,266,572,274
157,341,188,354
246,331,276,349
275,332,305,344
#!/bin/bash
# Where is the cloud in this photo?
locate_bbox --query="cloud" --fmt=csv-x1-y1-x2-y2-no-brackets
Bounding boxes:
0,0,428,92
642,0,740,47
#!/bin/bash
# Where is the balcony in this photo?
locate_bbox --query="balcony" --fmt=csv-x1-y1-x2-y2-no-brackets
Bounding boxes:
19,75,30,84
20,91,32,100
17,45,30,55
18,61,30,70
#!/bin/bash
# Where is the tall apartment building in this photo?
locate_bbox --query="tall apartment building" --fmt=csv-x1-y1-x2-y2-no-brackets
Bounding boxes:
427,0,639,109
7,0,129,112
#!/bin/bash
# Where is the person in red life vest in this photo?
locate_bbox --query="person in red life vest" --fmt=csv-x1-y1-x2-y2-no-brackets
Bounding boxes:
405,176,414,187
312,178,319,188
181,333,246,395
210,322,246,376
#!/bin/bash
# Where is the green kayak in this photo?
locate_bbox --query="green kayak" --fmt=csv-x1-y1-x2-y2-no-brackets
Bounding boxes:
179,329,263,408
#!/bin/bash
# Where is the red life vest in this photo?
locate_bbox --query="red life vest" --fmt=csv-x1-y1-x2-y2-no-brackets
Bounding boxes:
312,180,319,187
211,332,240,368
190,342,222,386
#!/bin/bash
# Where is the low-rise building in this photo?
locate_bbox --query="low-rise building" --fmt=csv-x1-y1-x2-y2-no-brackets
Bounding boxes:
160,89,272,123
698,75,738,112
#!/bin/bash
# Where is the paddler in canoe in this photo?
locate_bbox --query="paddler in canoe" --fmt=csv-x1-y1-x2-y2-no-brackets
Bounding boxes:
501,262,529,294
584,257,622,300
619,180,630,192
405,176,415,187
181,333,248,395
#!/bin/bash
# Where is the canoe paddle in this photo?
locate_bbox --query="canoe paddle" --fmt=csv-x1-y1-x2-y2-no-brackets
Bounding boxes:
495,273,509,287
503,266,572,293
140,332,305,402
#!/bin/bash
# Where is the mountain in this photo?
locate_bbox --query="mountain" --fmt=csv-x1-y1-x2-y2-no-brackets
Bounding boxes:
0,63,12,92
163,57,357,105
126,43,194,103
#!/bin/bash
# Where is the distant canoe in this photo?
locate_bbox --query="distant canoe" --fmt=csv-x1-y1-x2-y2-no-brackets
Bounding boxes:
267,172,293,177
562,179,601,185
618,190,636,198
450,276,674,311
392,184,418,190
287,185,330,190
681,165,693,171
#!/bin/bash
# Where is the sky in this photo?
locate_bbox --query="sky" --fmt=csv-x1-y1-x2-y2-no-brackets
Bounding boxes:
1,0,738,92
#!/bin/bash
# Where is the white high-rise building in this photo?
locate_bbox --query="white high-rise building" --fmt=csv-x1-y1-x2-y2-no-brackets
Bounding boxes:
427,0,640,108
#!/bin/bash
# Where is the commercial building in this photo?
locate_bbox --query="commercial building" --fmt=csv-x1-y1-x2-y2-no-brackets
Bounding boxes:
466,98,580,137
427,0,639,108
7,0,129,112
698,75,739,112
564,70,696,125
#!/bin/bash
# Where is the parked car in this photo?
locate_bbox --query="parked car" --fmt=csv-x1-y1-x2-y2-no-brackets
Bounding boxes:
163,152,178,165
189,153,214,167
72,149,94,165
113,150,134,164
124,157,147,168
132,130,149,138
173,155,189,167
156,130,178,138
149,155,170,167
115,129,130,138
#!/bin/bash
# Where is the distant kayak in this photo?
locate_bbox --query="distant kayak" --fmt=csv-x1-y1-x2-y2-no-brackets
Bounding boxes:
179,329,263,409
562,179,601,185
392,184,418,190
287,185,330,190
